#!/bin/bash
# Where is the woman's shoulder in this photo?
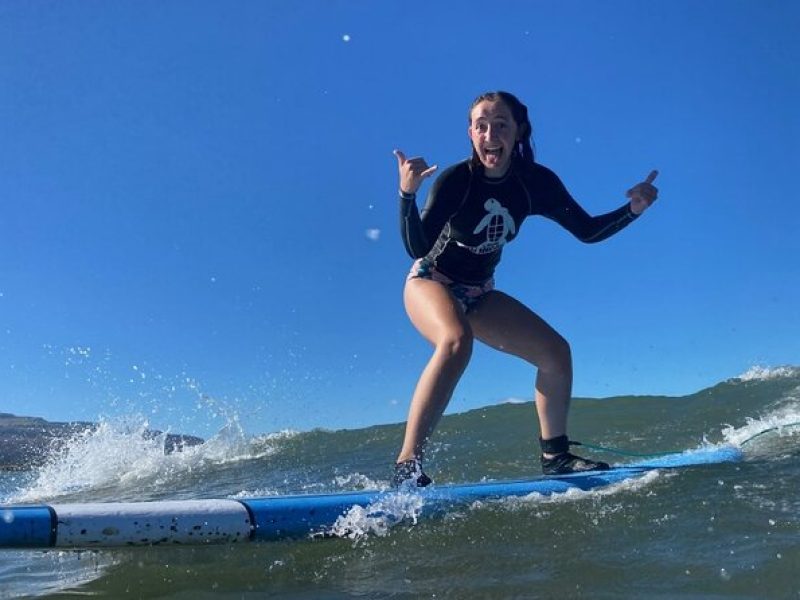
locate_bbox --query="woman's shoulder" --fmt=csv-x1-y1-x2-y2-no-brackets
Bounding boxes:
517,159,560,182
516,160,569,194
436,158,472,181
429,158,472,194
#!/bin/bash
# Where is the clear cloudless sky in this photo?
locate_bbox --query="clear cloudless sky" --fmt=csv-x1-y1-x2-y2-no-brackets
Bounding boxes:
1,1,798,438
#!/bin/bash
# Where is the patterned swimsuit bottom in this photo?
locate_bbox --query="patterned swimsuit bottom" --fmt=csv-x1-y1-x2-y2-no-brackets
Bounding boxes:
406,258,495,314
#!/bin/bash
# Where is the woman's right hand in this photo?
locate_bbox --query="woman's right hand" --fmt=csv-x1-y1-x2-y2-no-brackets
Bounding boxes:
394,149,437,195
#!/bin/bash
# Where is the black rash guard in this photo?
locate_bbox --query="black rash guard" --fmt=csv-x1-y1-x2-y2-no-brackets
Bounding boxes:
399,158,639,284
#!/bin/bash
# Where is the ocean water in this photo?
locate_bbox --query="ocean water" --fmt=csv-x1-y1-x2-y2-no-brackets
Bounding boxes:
1,366,799,599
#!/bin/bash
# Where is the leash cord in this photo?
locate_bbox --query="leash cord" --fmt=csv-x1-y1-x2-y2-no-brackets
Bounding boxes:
572,421,800,457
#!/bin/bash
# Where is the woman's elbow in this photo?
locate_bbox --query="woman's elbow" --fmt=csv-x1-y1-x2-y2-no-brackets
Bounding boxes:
402,234,432,258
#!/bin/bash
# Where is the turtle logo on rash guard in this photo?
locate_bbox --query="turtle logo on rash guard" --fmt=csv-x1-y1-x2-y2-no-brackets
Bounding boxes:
457,198,516,255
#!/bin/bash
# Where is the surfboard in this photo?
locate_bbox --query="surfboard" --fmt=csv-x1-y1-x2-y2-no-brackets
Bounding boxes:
0,445,742,548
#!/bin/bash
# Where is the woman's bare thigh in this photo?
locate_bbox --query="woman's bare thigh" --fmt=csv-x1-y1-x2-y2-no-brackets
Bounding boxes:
404,277,472,345
467,290,568,368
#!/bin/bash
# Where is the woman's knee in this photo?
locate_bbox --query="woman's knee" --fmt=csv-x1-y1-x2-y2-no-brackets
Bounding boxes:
435,328,474,364
538,334,572,374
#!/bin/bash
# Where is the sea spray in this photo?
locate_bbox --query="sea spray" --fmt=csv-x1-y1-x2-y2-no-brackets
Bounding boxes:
719,373,800,454
327,491,425,541
9,415,289,504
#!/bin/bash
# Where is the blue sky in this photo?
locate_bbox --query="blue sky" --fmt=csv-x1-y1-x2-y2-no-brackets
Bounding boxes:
1,1,798,437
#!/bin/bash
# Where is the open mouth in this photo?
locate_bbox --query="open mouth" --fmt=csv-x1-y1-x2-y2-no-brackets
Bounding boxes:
484,146,504,163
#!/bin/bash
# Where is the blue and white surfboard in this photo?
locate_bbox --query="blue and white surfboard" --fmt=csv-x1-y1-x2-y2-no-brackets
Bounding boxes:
0,446,742,548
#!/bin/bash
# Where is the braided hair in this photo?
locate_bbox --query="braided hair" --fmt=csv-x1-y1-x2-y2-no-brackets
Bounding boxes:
468,91,535,169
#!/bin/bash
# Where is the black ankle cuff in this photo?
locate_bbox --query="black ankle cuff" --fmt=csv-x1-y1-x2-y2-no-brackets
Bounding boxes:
539,435,569,455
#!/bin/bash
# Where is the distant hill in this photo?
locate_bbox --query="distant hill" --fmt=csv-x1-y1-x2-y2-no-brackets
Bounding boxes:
0,413,204,471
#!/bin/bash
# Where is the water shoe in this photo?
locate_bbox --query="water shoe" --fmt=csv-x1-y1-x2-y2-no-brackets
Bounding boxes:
393,459,432,488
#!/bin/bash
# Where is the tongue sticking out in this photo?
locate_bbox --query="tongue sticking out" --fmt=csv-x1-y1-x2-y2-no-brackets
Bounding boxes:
485,147,503,165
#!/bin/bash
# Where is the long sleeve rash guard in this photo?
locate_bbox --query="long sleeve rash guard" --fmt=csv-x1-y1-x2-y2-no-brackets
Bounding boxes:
399,159,638,284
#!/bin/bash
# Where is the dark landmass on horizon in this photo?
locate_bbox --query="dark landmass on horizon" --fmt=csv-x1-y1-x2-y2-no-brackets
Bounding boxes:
0,413,204,471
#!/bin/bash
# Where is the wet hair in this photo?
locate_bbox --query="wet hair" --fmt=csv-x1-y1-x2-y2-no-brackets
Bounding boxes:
468,91,535,169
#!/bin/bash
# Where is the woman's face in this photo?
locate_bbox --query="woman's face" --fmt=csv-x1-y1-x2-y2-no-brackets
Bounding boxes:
468,99,519,177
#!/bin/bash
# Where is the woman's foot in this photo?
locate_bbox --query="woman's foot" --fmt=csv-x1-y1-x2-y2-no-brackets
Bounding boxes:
541,452,610,475
393,459,433,488
539,434,610,475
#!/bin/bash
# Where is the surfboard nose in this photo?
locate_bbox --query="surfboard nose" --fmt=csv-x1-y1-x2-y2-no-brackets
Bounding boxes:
0,505,56,548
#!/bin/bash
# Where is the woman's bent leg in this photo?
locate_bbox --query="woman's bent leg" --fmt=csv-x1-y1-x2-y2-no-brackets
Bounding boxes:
468,291,608,473
397,277,473,464
468,291,572,442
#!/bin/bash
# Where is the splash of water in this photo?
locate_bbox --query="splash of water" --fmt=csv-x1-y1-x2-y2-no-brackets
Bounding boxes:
333,472,387,492
721,410,800,449
10,415,292,503
327,491,426,540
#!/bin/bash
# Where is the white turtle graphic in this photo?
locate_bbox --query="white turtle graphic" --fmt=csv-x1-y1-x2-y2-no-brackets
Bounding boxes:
470,198,516,255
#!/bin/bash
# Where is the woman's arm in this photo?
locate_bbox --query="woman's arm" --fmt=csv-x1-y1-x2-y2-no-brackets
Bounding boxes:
535,166,659,243
395,153,469,258
395,149,437,257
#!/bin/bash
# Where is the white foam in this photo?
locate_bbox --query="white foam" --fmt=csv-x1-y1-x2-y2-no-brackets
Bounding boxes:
325,467,667,542
735,365,800,382
473,469,663,513
10,416,286,503
720,408,800,449
333,472,387,492
326,491,425,540
252,429,300,445
229,487,279,499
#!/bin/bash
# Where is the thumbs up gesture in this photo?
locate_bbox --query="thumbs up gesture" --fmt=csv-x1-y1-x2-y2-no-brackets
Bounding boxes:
626,170,659,215
394,149,438,195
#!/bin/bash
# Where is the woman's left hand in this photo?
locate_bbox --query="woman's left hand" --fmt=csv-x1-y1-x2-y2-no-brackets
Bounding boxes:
627,170,659,215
